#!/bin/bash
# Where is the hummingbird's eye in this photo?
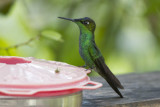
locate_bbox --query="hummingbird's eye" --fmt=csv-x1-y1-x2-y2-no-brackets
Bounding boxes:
83,21,89,25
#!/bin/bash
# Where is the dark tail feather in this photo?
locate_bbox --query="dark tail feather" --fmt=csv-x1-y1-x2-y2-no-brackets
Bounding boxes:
94,57,124,98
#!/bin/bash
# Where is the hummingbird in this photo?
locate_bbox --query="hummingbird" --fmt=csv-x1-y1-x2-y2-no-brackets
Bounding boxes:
58,17,124,98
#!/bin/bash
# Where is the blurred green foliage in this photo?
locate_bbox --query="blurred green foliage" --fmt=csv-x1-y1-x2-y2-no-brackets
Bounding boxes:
0,0,160,76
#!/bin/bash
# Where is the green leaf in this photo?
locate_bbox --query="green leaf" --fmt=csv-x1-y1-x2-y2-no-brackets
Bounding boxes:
41,30,63,42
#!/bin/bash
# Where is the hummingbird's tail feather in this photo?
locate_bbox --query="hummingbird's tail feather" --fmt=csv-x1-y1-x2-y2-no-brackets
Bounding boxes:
94,56,124,98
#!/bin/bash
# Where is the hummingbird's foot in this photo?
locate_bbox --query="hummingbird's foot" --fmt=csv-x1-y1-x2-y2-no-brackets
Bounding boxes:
85,68,93,71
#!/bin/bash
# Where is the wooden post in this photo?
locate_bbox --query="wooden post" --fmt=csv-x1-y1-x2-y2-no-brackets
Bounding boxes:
83,72,160,107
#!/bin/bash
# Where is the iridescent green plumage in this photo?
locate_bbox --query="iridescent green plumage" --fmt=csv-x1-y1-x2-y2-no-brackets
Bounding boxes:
58,17,124,98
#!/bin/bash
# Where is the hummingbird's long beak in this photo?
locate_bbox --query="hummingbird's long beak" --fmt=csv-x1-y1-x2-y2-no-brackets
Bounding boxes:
58,17,75,22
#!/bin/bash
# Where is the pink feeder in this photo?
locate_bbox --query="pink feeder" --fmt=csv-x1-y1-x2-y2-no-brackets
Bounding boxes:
0,56,102,107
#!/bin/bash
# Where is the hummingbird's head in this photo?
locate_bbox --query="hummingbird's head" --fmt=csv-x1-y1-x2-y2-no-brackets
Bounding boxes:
58,17,96,33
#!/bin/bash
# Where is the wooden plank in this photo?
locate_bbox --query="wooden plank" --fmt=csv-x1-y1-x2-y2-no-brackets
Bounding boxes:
82,72,160,107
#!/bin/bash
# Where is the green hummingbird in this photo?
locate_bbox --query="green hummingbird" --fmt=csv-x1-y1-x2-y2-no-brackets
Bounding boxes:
58,17,124,98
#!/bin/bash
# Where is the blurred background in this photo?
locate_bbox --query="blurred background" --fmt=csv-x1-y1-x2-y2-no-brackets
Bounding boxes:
0,0,160,76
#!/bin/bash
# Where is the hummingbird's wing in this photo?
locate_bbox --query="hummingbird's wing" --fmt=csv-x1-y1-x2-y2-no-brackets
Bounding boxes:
88,43,124,98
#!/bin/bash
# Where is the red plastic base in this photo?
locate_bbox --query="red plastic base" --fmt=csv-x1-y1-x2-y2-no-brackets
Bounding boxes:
0,89,82,97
